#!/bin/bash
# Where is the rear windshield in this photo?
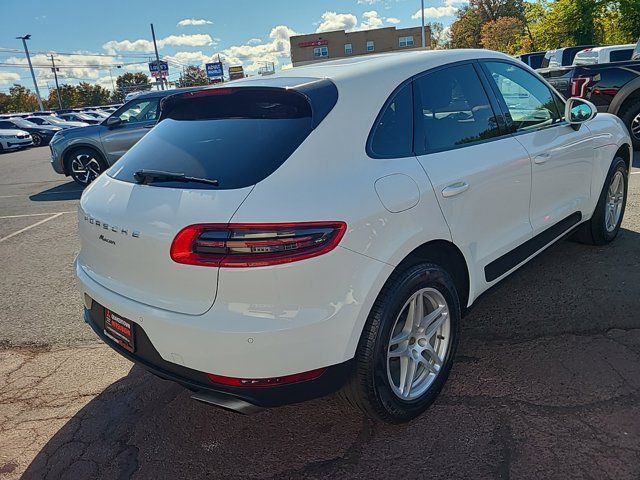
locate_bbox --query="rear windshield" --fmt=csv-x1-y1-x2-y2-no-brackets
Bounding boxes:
109,88,316,190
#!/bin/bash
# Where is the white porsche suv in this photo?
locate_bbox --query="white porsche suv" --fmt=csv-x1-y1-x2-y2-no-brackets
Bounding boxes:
77,50,631,423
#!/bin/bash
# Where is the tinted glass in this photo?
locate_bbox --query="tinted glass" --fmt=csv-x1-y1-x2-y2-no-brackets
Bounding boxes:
484,61,561,132
109,89,315,190
529,54,544,69
113,98,159,123
369,83,413,157
27,117,45,125
0,121,13,129
413,64,501,152
610,49,633,62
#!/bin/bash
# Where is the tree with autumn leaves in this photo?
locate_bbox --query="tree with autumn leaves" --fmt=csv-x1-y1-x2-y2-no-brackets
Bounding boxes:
450,0,640,54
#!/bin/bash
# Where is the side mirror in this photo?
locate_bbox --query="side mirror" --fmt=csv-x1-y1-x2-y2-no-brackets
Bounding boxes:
565,97,597,130
105,116,122,128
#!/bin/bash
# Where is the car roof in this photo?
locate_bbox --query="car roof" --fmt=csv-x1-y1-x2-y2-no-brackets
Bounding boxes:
226,49,512,91
579,44,635,53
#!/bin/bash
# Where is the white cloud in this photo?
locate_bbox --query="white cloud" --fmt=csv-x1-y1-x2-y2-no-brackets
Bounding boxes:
102,34,216,54
247,38,262,45
411,6,458,19
316,10,398,33
357,10,384,30
162,25,297,76
445,0,468,5
177,18,213,27
316,12,358,32
357,0,382,4
0,72,20,85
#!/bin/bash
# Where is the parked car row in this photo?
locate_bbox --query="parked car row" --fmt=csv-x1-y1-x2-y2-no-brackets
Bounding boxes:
49,88,199,185
518,38,640,149
0,105,123,152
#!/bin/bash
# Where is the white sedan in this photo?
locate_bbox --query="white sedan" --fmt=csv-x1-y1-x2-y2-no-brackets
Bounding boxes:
76,49,631,423
0,129,32,152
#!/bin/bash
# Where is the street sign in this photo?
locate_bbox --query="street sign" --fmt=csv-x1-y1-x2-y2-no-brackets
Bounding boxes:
148,60,168,73
228,65,244,80
205,62,224,78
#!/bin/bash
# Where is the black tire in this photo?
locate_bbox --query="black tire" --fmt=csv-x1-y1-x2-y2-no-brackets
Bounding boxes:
575,156,628,245
66,147,107,187
31,133,42,147
339,263,461,423
618,99,640,150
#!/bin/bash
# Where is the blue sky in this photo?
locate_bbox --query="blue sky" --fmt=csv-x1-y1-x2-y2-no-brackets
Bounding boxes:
0,0,466,94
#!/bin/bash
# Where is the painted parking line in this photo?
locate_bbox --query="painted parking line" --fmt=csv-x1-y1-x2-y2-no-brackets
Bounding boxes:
0,212,70,243
631,171,640,175
0,211,75,220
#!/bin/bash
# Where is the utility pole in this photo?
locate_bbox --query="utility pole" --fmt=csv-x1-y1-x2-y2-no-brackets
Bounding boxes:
50,55,62,110
150,23,165,90
16,34,44,111
420,0,426,49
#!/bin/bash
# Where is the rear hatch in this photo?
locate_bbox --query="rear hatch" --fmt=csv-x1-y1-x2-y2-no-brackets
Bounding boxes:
78,78,338,315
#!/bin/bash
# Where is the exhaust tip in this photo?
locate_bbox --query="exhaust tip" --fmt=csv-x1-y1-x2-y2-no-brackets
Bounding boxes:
191,391,263,415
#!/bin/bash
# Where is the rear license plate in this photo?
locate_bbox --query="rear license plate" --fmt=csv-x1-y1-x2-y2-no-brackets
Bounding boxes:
104,309,135,353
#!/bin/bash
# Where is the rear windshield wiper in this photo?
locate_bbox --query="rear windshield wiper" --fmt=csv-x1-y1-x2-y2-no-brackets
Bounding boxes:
134,169,219,187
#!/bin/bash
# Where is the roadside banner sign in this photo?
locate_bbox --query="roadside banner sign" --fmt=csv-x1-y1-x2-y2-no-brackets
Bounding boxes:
206,62,224,78
228,65,244,80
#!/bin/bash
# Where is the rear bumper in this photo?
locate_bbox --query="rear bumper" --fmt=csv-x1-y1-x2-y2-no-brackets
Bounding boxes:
84,300,352,410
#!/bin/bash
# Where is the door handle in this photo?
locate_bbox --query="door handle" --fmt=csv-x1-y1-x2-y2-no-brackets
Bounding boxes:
143,124,154,129
534,153,551,164
442,181,469,198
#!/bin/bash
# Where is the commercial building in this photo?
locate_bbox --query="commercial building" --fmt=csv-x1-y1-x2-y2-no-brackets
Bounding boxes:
290,26,429,67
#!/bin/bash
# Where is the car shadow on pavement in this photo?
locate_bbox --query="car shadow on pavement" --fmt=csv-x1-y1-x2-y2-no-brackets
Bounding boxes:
29,182,83,202
19,229,640,480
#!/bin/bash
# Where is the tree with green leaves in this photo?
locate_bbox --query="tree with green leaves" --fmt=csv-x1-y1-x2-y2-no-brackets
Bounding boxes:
113,72,151,102
3,85,39,113
176,66,211,88
481,16,526,54
426,22,448,49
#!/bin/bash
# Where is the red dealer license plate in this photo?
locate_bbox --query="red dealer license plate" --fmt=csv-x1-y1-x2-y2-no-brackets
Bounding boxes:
104,309,135,353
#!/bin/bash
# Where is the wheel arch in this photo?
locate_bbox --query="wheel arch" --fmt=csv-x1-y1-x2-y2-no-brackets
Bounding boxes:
394,239,471,313
615,143,632,173
62,144,105,175
607,79,640,116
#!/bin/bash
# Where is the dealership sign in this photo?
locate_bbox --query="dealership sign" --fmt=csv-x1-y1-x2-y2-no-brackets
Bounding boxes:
205,62,224,78
228,65,245,80
148,60,168,78
298,40,328,48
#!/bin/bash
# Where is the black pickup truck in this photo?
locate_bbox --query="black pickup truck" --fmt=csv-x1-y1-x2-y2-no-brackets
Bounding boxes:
539,41,640,148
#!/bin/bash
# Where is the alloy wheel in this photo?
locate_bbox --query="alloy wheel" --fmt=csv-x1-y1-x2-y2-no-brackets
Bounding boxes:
631,112,640,140
71,154,102,185
605,170,625,233
32,134,41,147
387,287,451,400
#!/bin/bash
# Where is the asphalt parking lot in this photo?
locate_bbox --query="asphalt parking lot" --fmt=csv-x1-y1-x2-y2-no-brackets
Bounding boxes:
1,146,640,480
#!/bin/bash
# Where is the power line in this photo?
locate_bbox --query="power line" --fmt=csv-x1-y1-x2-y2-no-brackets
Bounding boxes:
0,47,156,58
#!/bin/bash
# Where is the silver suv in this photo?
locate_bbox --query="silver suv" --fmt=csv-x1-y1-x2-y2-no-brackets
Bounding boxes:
49,90,179,186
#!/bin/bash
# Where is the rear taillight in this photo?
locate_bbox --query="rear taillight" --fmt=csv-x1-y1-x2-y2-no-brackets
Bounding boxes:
170,222,347,267
570,77,591,98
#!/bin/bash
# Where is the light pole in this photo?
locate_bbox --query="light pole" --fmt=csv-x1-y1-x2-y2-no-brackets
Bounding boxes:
420,0,426,49
150,23,165,90
16,34,44,111
50,55,62,110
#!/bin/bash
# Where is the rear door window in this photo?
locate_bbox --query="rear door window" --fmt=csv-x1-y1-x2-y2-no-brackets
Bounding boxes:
109,88,321,190
413,63,502,152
